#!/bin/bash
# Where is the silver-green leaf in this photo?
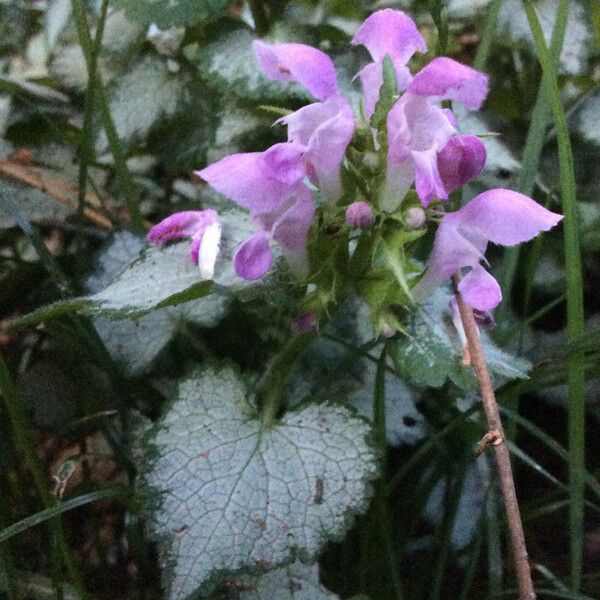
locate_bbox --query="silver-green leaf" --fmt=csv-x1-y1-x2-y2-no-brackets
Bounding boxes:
141,365,378,599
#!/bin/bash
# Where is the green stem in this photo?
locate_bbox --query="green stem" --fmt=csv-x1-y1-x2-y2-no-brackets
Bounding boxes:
430,0,449,56
497,0,568,325
76,0,109,231
259,332,315,427
70,0,144,231
523,1,586,591
474,0,503,70
0,351,90,599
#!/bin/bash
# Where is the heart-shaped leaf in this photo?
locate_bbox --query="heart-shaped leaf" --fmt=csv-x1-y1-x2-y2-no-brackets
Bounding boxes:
140,365,378,599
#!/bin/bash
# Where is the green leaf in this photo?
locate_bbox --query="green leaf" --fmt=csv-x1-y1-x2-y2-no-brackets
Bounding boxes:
96,54,187,152
10,208,253,328
370,55,397,129
115,0,230,28
140,365,378,599
211,561,340,599
86,232,232,374
192,24,312,103
389,289,531,389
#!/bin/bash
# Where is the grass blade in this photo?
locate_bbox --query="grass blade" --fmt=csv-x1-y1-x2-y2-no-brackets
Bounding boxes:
522,1,586,590
70,0,143,231
497,0,569,325
0,351,89,599
474,0,503,70
0,487,129,545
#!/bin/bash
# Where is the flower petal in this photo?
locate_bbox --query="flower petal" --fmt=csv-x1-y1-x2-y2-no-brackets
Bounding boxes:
357,58,412,120
437,134,487,194
282,97,354,202
351,9,426,63
271,185,315,252
445,189,564,246
253,40,338,101
458,265,502,311
195,143,305,213
146,210,217,245
196,220,222,279
233,231,273,280
412,147,448,206
381,158,414,212
409,57,489,110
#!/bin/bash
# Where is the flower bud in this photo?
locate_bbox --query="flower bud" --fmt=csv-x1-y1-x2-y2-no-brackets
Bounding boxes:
346,201,375,229
291,313,317,333
405,206,425,229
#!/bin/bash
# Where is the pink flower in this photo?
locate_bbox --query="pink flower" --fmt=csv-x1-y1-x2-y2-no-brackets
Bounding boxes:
253,41,354,203
383,59,489,210
196,144,314,280
146,210,221,279
415,190,563,310
351,9,427,119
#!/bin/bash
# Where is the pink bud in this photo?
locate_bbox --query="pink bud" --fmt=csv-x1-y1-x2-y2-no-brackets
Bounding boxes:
346,201,375,229
291,313,317,333
406,206,425,229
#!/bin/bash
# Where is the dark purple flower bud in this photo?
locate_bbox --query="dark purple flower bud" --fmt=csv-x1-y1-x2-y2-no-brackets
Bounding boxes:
291,313,317,333
437,134,487,194
346,201,375,229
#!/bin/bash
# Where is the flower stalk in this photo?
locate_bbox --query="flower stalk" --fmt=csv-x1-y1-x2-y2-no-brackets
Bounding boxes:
452,276,535,600
259,331,316,427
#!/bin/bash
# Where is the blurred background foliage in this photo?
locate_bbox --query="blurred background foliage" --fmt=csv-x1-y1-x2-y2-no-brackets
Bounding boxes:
0,0,599,599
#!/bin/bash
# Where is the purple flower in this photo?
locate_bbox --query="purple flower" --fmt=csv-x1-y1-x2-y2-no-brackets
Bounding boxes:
351,9,427,119
253,41,354,203
383,59,488,210
147,209,221,279
415,189,563,310
196,145,315,280
383,93,457,210
346,201,375,229
234,184,315,280
196,143,305,213
278,97,354,202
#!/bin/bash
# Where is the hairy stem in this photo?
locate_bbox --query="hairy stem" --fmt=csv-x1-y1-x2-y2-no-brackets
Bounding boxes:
452,277,535,600
259,332,315,427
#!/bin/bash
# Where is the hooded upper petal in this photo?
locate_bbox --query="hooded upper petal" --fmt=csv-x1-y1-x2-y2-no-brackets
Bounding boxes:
437,134,487,194
253,40,338,101
351,9,426,63
195,143,305,213
444,189,564,246
282,96,354,202
409,57,489,110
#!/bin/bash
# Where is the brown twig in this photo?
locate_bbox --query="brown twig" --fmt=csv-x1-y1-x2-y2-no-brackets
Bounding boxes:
0,158,151,230
452,275,536,600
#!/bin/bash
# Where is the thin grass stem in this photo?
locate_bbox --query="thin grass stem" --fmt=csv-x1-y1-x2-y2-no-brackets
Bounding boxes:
522,1,586,590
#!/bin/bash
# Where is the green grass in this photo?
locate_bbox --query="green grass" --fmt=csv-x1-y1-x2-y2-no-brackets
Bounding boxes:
522,1,586,591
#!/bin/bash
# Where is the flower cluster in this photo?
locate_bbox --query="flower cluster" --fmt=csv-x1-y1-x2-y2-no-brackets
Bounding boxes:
147,9,562,313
